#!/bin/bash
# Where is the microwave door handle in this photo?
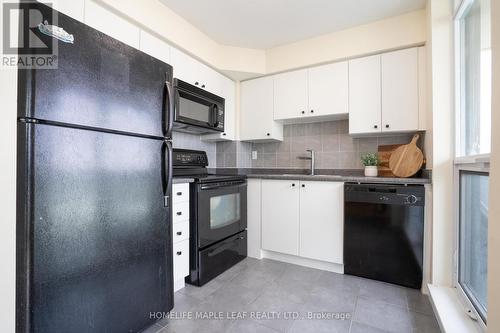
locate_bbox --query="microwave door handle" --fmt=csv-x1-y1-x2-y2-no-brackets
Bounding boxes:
212,104,219,128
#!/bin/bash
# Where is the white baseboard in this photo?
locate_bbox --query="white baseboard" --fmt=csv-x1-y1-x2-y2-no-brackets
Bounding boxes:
261,250,344,274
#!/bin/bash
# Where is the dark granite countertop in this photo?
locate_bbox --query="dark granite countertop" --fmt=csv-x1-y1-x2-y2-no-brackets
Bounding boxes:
210,168,432,185
172,177,195,184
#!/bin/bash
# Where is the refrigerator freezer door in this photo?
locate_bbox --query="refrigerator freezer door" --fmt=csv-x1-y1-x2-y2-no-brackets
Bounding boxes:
18,4,173,138
17,123,173,332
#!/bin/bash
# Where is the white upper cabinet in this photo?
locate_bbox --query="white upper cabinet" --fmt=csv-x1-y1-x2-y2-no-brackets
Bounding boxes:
381,48,419,132
261,180,300,256
418,46,427,131
273,62,349,121
84,0,140,49
308,62,349,117
197,63,223,95
299,181,343,264
170,47,199,84
240,77,283,142
202,75,236,141
348,47,423,135
348,54,382,135
170,47,222,95
274,69,308,120
139,30,170,64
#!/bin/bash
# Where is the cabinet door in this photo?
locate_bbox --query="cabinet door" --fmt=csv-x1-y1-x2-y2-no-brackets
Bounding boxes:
84,0,140,48
247,179,262,259
139,30,170,64
348,55,381,134
381,48,419,132
273,69,308,120
170,47,198,84
299,181,344,264
308,62,349,117
198,63,222,95
418,46,427,131
240,77,282,141
262,180,300,256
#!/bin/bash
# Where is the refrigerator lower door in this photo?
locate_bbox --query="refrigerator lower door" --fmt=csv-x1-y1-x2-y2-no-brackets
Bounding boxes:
17,122,173,333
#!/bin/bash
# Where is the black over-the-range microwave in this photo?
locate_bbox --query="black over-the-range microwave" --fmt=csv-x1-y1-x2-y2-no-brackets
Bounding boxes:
173,78,225,134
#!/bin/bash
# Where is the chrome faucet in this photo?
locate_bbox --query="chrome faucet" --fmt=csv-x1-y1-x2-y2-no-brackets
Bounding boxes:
298,149,316,176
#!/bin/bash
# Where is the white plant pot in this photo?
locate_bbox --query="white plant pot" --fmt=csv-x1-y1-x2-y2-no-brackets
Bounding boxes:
364,166,378,177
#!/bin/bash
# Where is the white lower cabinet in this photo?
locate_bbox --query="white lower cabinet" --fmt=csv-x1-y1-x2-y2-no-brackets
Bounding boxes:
247,179,263,259
299,181,344,264
173,240,189,286
261,180,300,255
172,183,190,292
261,179,344,264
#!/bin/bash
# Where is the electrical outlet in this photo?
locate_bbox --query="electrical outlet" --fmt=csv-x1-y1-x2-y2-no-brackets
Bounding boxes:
252,151,258,160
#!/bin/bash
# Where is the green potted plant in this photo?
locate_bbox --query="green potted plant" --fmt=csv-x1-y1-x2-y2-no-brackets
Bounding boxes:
361,153,379,177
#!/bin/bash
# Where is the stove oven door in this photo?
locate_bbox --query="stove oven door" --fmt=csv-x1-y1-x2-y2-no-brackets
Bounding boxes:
196,180,247,248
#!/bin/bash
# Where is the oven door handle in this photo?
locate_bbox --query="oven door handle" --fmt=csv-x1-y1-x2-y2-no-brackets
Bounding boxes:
207,236,245,257
200,180,246,191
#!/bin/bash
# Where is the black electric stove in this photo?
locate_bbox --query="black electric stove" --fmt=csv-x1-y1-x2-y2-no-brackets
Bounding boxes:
173,149,245,183
173,149,247,286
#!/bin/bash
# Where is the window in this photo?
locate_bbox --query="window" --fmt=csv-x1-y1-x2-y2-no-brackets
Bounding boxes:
454,0,491,327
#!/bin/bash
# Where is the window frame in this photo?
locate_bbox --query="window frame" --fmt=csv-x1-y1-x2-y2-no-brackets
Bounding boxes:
453,0,490,330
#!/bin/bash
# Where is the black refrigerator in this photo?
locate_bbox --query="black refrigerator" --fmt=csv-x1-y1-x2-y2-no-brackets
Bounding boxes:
16,4,174,333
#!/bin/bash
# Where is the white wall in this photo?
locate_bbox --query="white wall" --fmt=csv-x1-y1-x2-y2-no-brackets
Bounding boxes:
488,0,500,331
265,9,427,74
429,0,454,287
0,67,17,333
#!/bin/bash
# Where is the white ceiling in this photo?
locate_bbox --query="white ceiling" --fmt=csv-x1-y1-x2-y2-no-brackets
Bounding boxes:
159,0,426,49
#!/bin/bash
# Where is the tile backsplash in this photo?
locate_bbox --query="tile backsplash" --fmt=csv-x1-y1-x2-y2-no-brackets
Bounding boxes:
217,120,425,170
172,131,217,166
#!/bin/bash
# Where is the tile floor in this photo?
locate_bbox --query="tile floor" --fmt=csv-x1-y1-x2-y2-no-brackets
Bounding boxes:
142,258,440,333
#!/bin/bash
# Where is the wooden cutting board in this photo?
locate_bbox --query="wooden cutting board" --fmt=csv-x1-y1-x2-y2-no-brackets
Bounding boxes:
389,134,424,178
377,144,403,177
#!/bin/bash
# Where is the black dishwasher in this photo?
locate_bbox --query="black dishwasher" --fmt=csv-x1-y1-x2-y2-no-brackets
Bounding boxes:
344,183,425,289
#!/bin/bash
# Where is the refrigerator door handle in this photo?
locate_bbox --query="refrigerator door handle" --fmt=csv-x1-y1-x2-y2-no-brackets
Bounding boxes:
164,78,174,139
162,140,173,207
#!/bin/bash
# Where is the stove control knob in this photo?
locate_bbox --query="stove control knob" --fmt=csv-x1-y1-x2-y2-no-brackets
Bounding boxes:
406,195,418,204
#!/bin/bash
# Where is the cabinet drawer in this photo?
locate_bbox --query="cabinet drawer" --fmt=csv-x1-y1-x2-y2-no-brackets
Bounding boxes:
173,221,189,244
173,240,189,281
173,202,189,223
173,183,190,204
